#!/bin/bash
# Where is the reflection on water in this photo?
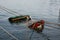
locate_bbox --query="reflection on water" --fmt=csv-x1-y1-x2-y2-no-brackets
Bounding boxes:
58,9,60,23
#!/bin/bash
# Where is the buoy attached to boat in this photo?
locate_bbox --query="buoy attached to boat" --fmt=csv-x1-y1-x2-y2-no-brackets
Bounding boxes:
28,20,45,33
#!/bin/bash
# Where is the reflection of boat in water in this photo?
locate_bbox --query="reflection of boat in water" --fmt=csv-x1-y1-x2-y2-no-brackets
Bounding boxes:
8,15,31,23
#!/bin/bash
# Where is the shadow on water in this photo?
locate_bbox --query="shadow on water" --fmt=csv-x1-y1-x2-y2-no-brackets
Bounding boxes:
58,9,60,23
29,30,50,40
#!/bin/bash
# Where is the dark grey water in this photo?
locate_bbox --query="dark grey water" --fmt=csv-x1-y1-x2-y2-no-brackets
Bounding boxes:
0,0,60,40
0,12,60,40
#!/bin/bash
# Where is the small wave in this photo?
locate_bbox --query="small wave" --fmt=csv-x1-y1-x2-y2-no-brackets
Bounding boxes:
0,15,7,16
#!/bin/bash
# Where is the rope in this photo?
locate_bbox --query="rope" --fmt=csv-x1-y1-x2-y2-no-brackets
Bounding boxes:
45,21,60,26
45,24,60,29
32,18,60,26
0,5,19,16
29,30,34,40
0,26,19,40
0,5,60,29
0,5,58,17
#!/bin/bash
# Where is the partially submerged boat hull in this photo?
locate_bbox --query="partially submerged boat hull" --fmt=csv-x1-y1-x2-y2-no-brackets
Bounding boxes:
8,15,31,23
